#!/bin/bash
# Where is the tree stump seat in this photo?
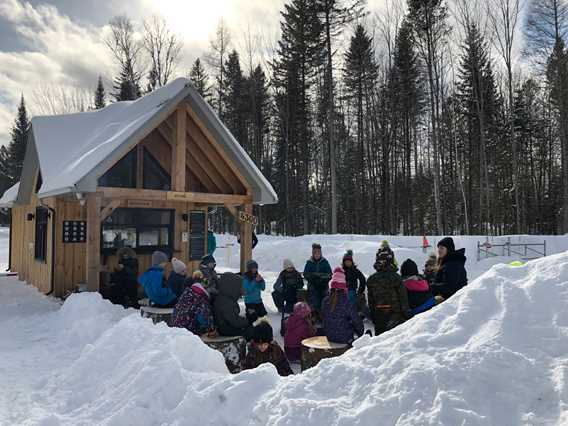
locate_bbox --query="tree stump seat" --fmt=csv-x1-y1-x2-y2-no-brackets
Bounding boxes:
300,336,350,371
140,306,174,325
201,335,247,373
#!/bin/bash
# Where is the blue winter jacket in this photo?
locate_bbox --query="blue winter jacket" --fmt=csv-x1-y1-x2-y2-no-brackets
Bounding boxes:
139,266,177,306
303,257,332,289
243,273,266,304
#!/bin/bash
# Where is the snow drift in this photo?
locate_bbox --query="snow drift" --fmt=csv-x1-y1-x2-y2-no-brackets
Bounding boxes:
2,249,568,425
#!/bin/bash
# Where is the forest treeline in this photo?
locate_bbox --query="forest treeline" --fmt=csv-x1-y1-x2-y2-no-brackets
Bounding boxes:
2,0,568,236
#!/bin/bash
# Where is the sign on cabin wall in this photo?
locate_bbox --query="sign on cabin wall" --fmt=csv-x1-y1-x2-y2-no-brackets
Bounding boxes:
127,200,153,208
63,220,87,243
189,211,206,260
238,211,258,226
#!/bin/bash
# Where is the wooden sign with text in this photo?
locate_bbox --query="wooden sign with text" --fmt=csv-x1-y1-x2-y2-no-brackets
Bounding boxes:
238,211,258,226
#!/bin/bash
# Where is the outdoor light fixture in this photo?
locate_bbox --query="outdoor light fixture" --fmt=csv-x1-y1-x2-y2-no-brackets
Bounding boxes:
26,213,34,221
182,213,189,222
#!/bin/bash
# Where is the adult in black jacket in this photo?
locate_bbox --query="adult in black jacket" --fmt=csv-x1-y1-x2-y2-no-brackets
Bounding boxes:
431,237,468,300
213,272,253,339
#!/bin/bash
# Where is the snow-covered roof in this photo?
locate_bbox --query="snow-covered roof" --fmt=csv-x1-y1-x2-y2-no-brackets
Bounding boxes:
0,182,20,207
13,77,277,205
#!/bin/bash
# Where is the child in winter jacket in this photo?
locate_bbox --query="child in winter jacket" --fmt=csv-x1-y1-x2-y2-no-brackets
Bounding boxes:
366,251,410,335
423,253,437,285
244,322,293,376
284,302,316,362
304,243,332,316
400,259,436,315
342,250,366,307
272,259,304,314
167,258,188,298
377,240,398,271
321,267,364,345
214,272,253,339
139,251,177,308
242,260,268,323
431,237,468,300
199,254,220,296
171,282,217,336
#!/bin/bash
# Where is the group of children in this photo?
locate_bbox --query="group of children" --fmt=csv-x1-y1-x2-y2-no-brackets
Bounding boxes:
132,236,468,377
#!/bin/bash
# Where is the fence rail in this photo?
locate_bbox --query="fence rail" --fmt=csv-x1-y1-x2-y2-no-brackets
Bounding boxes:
477,240,546,262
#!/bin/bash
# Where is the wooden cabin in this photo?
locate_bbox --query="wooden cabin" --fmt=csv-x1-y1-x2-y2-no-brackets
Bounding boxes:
0,78,278,297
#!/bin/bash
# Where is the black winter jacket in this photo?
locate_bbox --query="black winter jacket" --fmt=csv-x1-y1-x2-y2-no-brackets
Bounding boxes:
431,249,468,299
343,265,366,293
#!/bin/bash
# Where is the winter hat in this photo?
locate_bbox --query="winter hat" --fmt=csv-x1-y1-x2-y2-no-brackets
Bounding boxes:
283,258,295,270
171,258,187,275
380,240,390,248
293,301,311,318
312,243,322,251
401,259,419,277
246,259,258,271
437,237,456,253
117,247,136,261
253,321,274,344
375,250,393,271
329,267,347,293
201,254,216,266
343,249,354,263
151,251,168,266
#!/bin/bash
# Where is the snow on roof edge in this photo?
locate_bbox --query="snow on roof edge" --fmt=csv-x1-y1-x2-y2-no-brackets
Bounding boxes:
0,182,20,207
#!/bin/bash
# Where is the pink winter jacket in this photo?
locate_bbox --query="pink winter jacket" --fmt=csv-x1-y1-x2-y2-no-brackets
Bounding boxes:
284,314,315,361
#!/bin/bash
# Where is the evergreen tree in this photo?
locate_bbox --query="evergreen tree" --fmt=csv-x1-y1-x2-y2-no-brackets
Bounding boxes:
94,76,106,109
223,50,248,146
0,96,30,192
189,58,212,100
343,24,379,232
113,58,142,101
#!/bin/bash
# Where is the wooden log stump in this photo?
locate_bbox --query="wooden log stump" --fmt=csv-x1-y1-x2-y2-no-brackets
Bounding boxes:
300,336,349,371
140,306,174,325
201,335,246,373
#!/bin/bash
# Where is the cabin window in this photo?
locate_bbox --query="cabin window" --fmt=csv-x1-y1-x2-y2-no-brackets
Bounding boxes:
34,206,48,262
143,148,171,191
101,208,173,254
98,150,137,188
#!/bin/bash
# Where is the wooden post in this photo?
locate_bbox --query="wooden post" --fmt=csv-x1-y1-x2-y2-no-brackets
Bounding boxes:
86,194,102,292
172,106,187,191
240,203,253,273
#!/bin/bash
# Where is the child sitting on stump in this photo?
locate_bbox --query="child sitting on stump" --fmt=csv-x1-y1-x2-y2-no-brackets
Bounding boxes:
167,258,188,298
139,251,177,308
284,302,316,362
321,267,364,345
171,281,217,337
244,322,293,377
242,260,268,323
214,272,253,339
272,259,304,314
400,259,436,316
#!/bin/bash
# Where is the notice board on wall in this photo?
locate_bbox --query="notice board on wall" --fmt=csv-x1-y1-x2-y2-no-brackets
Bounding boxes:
189,211,206,261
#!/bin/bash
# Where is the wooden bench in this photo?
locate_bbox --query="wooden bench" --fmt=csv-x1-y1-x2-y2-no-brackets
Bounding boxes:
201,335,246,373
301,336,350,371
140,306,174,325
138,298,150,307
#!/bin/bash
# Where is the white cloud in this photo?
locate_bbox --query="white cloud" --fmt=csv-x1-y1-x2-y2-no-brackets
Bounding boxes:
0,0,114,145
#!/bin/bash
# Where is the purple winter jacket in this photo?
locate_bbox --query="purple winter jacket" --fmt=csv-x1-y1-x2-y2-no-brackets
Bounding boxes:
321,292,364,344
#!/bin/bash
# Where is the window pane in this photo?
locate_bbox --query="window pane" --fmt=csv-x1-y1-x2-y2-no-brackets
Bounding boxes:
98,149,137,188
102,227,137,249
138,228,169,247
143,148,171,191
138,210,171,225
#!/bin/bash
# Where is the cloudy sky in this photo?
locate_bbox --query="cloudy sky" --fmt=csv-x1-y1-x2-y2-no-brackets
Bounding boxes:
0,0,394,147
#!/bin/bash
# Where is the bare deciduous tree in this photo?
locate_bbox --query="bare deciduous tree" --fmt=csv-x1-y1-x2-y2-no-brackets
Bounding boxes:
143,15,183,89
32,85,92,116
206,18,232,116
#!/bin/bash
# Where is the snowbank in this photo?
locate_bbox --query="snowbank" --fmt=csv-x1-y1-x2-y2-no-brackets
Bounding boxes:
2,249,568,424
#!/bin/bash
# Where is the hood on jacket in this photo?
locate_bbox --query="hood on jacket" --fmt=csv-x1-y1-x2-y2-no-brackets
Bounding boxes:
217,272,242,301
403,276,430,292
443,248,467,265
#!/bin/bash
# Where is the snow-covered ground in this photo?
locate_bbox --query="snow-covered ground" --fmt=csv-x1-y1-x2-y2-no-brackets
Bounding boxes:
1,231,568,425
